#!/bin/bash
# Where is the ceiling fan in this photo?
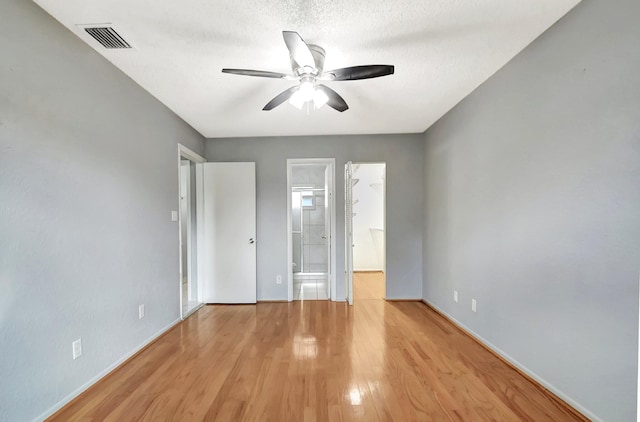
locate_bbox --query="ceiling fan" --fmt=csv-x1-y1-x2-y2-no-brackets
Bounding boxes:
222,31,395,112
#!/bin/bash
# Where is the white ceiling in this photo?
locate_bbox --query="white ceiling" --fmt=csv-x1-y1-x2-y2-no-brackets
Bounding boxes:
34,0,579,138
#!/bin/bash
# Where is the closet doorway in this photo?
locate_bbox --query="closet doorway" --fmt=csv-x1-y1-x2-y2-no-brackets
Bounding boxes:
345,162,386,304
287,159,336,301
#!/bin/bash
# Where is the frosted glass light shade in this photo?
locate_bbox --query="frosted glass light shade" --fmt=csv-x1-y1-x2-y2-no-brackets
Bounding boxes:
289,82,328,110
289,90,305,109
298,81,315,101
313,89,329,109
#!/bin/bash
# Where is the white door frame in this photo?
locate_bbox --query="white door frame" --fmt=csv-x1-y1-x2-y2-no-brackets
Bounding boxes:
286,158,337,301
345,161,387,304
180,160,191,289
177,144,205,319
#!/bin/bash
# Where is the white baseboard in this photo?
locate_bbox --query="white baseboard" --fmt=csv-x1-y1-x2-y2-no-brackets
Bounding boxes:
182,303,204,319
421,299,600,422
33,318,181,422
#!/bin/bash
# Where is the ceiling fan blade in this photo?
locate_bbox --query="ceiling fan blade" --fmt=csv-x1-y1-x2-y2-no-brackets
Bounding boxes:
263,86,299,111
316,84,349,112
282,31,316,70
321,65,394,81
222,68,288,78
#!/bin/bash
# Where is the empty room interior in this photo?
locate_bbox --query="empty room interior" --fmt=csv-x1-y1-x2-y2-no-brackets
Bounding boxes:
1,0,639,421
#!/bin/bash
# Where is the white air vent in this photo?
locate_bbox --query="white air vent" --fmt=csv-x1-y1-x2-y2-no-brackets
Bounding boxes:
84,26,131,49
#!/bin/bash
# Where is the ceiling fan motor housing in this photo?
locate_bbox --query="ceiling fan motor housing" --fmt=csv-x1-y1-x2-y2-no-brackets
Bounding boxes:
292,44,325,76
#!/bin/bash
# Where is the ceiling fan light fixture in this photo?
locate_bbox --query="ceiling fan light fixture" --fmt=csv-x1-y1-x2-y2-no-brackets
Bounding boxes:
298,80,316,102
289,89,305,109
313,89,329,109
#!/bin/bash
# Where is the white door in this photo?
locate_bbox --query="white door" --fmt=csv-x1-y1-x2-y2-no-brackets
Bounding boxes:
202,162,256,303
345,161,354,305
324,166,332,298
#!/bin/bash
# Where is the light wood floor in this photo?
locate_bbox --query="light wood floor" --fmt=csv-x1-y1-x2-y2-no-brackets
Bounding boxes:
353,271,385,300
50,274,585,421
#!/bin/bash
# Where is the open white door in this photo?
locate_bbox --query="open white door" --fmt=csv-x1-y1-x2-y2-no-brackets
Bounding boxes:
345,161,354,305
324,166,332,299
202,162,256,303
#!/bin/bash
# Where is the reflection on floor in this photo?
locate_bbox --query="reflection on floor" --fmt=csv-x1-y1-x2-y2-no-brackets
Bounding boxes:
353,271,386,300
293,274,329,300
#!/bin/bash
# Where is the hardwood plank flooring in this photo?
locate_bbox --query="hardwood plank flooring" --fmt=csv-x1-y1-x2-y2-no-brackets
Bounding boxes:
353,271,385,300
49,276,586,421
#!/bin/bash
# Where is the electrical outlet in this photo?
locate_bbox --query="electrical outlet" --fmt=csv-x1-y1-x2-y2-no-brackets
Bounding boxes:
453,290,459,303
139,304,145,319
471,299,477,312
171,211,178,221
276,275,282,285
72,339,82,360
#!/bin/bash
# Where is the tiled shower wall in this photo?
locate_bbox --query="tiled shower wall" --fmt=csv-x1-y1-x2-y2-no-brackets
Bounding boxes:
303,191,326,272
292,165,328,273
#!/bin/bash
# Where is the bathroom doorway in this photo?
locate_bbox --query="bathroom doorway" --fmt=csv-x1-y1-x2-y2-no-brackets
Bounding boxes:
287,159,336,301
345,162,386,304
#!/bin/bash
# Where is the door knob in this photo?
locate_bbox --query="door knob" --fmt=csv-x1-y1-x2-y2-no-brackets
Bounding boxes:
249,238,255,244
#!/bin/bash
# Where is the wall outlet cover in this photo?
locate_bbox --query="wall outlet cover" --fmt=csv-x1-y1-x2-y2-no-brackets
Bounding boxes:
138,304,145,319
453,290,459,303
471,299,477,312
276,275,282,284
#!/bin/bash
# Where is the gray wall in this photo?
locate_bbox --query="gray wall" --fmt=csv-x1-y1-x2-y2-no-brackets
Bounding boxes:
0,1,205,421
422,0,640,420
206,134,423,301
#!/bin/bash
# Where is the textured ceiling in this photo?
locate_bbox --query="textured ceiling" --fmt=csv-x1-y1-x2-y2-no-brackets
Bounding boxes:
34,0,579,138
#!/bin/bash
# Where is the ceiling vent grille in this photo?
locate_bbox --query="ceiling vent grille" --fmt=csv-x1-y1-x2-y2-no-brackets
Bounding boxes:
84,27,131,49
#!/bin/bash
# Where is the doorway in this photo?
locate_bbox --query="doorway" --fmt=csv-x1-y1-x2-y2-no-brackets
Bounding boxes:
178,145,205,319
287,159,336,301
345,162,386,304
